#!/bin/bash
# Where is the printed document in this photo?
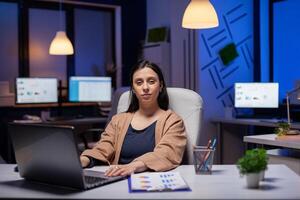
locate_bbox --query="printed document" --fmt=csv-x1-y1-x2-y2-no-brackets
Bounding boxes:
130,171,190,191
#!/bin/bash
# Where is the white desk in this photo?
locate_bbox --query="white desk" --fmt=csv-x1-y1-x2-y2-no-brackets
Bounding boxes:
0,164,300,199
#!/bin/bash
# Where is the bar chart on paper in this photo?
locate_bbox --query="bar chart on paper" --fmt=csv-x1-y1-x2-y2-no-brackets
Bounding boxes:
129,172,190,192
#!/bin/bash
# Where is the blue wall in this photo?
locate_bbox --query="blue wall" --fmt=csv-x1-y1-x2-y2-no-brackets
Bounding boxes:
273,0,300,103
199,0,253,116
0,2,18,92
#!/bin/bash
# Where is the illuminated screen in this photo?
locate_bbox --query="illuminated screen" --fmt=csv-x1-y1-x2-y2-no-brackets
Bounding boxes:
16,78,58,104
69,76,111,102
234,83,279,108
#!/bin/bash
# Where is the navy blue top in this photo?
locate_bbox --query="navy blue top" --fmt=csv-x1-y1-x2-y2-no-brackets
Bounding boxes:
119,121,156,164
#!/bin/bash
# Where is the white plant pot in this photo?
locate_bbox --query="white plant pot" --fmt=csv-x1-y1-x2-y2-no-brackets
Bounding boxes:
259,170,265,181
246,173,260,188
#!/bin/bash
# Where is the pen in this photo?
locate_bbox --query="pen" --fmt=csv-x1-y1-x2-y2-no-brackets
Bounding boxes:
210,138,217,150
201,138,217,171
196,139,212,171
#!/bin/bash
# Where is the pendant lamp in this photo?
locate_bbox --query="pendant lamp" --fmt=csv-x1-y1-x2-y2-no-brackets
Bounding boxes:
49,0,74,55
182,0,219,29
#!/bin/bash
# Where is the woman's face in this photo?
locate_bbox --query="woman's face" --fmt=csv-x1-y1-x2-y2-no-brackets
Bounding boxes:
132,67,161,106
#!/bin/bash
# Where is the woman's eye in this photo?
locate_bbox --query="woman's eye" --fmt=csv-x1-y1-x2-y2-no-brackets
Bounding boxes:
149,80,155,84
136,81,143,85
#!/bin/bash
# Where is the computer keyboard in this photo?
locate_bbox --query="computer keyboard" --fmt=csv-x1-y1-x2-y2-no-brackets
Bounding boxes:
84,176,111,188
84,176,107,184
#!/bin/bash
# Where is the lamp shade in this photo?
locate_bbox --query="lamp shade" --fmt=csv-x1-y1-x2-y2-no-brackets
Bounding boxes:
182,0,219,29
49,31,74,55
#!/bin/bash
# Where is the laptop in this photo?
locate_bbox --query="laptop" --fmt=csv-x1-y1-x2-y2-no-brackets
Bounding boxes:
8,123,124,190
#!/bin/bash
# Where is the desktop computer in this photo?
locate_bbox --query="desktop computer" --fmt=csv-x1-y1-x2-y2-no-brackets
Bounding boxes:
16,77,58,104
233,82,284,121
69,76,112,103
234,82,279,109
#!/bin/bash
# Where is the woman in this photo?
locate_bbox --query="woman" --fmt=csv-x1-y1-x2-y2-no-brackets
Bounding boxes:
80,60,187,176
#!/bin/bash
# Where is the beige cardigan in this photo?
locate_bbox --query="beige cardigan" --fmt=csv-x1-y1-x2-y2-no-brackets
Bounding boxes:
81,109,187,171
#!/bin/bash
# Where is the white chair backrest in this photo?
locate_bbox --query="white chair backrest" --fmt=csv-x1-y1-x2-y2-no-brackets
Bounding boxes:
117,87,203,164
107,87,130,122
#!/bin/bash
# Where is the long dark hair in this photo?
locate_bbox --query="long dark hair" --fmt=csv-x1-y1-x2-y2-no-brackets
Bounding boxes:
126,60,169,112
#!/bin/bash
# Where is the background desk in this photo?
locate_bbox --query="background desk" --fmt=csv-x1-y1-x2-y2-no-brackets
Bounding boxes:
244,134,300,175
0,101,107,163
0,165,299,199
244,134,300,149
46,117,108,150
3,117,107,163
211,118,300,164
45,117,107,126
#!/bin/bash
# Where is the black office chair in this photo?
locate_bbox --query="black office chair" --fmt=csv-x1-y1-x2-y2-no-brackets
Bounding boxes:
0,155,6,164
78,87,130,150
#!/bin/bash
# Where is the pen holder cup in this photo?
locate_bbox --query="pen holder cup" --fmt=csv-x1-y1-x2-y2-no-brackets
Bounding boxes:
193,146,215,174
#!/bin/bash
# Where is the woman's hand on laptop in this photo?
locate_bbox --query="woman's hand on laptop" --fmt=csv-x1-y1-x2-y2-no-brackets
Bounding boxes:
80,156,90,168
105,161,147,177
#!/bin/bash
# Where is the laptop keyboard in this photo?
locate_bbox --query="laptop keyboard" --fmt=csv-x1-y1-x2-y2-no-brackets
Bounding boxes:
84,176,109,188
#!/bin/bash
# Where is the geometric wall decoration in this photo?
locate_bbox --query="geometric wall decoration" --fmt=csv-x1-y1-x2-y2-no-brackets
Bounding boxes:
199,2,253,109
219,43,239,66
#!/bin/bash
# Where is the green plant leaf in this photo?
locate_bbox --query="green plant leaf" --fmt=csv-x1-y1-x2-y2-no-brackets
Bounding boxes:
236,148,268,175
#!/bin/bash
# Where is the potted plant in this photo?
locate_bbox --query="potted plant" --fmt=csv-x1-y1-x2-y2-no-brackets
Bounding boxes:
275,122,290,136
236,148,268,188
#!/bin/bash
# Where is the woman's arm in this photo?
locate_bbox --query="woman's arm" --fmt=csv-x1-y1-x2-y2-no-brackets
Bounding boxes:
80,115,119,166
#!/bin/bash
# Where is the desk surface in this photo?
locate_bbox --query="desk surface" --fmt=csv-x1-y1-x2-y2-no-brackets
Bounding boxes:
0,164,299,199
211,117,300,129
13,117,107,126
244,134,300,149
45,117,107,125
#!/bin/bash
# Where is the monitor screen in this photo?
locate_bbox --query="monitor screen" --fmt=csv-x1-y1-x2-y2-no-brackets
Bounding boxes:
234,83,279,108
16,78,58,104
69,76,112,102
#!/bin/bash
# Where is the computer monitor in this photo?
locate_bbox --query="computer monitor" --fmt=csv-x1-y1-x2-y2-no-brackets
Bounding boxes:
234,82,279,108
69,76,112,102
16,78,58,104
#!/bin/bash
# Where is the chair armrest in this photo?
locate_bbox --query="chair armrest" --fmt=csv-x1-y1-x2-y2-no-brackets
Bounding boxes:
79,128,104,149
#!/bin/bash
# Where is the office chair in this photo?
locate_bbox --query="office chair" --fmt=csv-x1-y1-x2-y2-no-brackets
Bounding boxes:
79,87,130,150
117,87,203,164
0,155,6,164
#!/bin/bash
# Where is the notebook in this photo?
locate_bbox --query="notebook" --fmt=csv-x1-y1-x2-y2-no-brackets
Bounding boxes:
8,123,124,190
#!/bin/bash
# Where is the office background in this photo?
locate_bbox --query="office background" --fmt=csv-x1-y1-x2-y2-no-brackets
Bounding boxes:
0,0,300,164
